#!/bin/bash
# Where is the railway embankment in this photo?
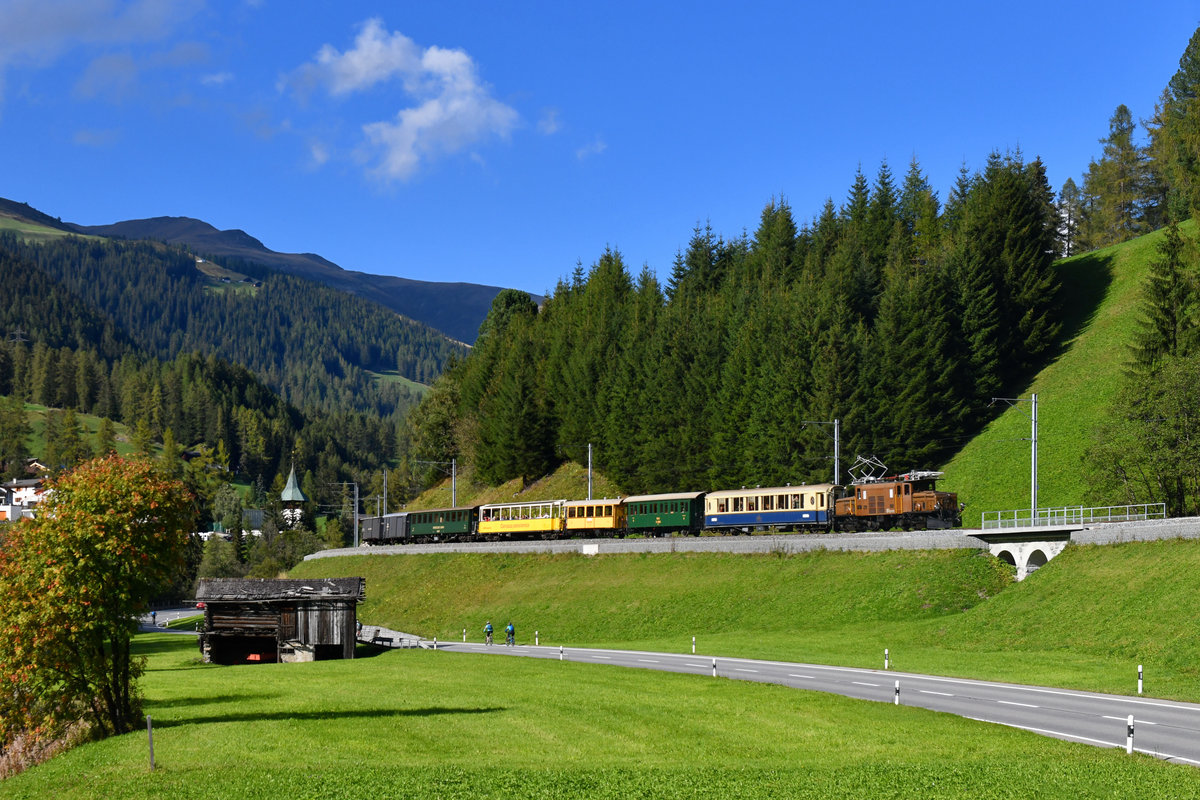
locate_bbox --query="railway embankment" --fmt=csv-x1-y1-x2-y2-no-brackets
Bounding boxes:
304,515,1200,560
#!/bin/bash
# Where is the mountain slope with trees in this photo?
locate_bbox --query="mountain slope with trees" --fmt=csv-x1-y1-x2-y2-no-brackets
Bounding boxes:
67,214,533,345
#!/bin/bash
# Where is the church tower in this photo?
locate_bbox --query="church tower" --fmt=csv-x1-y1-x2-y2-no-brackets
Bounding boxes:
281,464,307,529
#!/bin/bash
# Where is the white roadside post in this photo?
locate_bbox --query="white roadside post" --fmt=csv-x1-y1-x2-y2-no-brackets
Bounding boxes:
462,628,466,642
692,636,696,654
536,630,539,646
559,645,563,661
433,637,437,650
1126,715,1135,754
885,648,890,670
1138,664,1143,695
712,658,717,678
894,681,900,705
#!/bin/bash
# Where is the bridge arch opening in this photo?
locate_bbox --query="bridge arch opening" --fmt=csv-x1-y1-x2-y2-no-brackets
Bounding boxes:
1026,549,1048,574
996,550,1016,568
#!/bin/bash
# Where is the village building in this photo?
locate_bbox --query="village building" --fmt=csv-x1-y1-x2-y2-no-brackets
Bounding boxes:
195,577,365,665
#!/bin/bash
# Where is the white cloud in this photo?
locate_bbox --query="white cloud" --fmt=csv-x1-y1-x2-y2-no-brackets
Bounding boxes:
285,18,519,181
309,140,329,166
74,52,138,101
201,71,234,87
538,108,560,135
0,0,204,105
73,127,120,147
576,135,607,160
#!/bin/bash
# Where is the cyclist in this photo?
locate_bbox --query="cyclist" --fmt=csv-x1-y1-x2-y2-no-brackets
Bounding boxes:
505,621,515,646
484,621,494,645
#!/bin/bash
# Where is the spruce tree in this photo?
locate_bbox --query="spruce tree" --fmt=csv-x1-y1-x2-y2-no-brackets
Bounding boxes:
1134,222,1195,368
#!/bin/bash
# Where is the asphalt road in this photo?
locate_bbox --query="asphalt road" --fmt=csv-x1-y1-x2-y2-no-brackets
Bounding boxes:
428,640,1200,766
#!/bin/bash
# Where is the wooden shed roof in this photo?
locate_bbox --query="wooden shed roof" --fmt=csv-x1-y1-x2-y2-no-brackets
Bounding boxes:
196,577,364,602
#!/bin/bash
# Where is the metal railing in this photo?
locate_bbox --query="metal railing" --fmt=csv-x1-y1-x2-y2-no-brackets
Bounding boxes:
981,503,1167,530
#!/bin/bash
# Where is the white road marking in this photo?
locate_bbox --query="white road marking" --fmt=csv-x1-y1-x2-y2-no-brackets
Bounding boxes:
593,655,611,660
852,681,880,687
920,690,954,697
735,668,758,673
788,674,814,679
638,659,660,663
999,701,1038,708
1104,715,1156,725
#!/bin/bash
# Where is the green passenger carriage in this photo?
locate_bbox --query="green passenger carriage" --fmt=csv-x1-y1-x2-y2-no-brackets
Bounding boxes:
406,506,477,539
623,491,705,535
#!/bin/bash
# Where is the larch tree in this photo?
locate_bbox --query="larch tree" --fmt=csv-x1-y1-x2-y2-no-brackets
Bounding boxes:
1082,104,1152,247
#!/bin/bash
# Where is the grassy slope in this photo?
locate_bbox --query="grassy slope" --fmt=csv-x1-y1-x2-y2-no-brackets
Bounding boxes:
405,461,624,510
941,224,1190,524
4,633,1197,799
23,403,136,458
293,535,1200,701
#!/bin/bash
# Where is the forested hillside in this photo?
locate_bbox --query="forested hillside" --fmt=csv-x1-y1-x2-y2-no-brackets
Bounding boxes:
0,239,411,532
408,153,1061,493
1,234,462,418
68,214,525,345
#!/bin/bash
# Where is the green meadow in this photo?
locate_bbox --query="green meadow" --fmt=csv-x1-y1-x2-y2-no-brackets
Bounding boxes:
3,632,1198,799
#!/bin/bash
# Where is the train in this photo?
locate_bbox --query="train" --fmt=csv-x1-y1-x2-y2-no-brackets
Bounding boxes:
359,470,961,545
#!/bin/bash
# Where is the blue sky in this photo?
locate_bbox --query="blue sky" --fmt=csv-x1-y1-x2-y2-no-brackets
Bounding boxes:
1,2,1197,296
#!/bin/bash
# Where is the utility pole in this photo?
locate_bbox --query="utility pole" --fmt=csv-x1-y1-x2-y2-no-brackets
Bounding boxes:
991,393,1038,518
801,419,841,485
329,482,360,547
588,443,593,501
416,458,457,506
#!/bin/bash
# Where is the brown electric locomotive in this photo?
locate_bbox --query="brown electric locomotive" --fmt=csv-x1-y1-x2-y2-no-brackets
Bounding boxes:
833,470,961,531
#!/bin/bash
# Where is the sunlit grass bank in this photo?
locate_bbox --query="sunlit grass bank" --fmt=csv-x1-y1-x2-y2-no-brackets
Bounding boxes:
293,537,1200,700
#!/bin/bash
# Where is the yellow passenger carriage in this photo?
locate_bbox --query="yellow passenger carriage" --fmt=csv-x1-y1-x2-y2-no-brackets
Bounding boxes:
477,500,566,538
563,499,625,535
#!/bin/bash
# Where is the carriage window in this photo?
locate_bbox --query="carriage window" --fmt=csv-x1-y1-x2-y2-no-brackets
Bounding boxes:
819,494,825,508
778,494,788,509
604,505,612,516
717,499,727,513
889,489,894,498
733,497,743,512
791,494,800,508
762,496,773,511
747,497,758,512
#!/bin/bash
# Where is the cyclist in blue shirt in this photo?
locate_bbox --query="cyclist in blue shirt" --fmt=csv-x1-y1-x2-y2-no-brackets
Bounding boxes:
484,621,494,645
505,621,515,646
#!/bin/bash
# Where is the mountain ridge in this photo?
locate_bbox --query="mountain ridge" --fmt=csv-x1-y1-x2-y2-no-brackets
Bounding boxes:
2,199,529,344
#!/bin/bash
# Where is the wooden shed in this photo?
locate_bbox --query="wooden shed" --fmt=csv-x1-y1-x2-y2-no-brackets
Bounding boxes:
196,577,365,665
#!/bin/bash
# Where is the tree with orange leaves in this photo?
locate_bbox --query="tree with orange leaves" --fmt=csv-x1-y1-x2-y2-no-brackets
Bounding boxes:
0,455,193,747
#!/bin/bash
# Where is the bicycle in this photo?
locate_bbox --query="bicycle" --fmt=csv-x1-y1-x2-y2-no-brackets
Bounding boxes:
485,630,493,645
506,632,515,646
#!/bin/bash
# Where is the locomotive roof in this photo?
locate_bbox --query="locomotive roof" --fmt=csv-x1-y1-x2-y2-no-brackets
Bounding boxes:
622,491,705,503
705,483,837,498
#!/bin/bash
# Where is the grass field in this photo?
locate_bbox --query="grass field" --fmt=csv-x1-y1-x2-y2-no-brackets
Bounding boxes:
3,633,1198,799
